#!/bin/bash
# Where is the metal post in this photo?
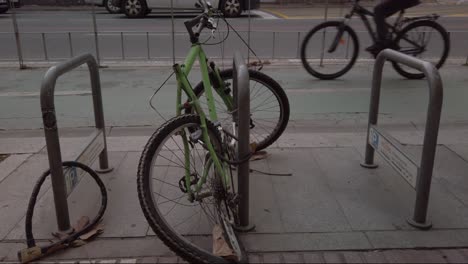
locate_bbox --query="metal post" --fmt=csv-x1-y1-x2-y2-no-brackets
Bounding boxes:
91,3,101,66
296,32,301,59
42,33,48,60
233,52,254,232
146,32,150,60
68,32,74,58
319,0,329,66
120,32,125,60
170,0,175,64
40,53,113,232
247,1,251,64
221,31,225,69
361,49,443,229
10,2,25,69
272,32,276,59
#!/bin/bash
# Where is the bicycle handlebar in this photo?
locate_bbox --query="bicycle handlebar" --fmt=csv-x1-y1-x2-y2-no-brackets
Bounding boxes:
184,0,215,43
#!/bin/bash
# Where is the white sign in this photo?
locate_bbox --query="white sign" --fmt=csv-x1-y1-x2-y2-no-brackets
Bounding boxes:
64,130,105,196
369,126,419,188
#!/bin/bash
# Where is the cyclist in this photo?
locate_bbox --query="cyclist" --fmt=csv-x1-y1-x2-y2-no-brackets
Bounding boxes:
366,0,421,53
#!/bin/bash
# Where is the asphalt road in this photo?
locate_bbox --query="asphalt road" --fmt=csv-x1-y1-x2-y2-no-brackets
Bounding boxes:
0,9,467,61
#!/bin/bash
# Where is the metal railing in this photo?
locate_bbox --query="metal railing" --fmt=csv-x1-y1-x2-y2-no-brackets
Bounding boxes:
41,53,113,233
233,51,255,232
2,30,466,65
360,49,443,230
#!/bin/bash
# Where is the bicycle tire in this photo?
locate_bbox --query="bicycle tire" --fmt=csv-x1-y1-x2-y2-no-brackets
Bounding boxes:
137,114,246,264
301,21,360,80
392,20,450,79
190,69,290,152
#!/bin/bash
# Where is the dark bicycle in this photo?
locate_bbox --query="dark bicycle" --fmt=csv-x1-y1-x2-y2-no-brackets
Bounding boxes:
300,0,450,80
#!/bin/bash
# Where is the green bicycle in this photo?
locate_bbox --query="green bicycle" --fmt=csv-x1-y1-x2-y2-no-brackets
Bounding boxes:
137,1,289,263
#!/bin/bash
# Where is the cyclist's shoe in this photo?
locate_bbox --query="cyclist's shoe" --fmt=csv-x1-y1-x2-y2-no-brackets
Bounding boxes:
366,40,400,57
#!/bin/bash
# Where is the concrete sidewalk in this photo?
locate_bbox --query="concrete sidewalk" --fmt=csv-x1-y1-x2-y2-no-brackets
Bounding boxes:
1,62,468,263
2,120,468,262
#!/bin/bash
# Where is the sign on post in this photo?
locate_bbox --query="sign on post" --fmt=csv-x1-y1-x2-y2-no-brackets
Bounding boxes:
368,126,419,188
64,130,105,196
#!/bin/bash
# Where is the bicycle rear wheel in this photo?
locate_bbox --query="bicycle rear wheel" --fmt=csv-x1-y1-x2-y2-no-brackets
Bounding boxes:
191,69,290,152
137,114,246,263
392,20,450,79
300,21,359,80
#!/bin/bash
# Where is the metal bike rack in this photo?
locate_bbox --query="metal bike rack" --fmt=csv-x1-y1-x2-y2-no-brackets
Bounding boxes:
361,49,443,230
233,52,255,232
41,53,113,234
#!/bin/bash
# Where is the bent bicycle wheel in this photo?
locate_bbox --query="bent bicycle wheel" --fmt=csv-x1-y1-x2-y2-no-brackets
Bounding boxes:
137,114,246,263
301,21,359,80
393,20,450,79
191,69,290,152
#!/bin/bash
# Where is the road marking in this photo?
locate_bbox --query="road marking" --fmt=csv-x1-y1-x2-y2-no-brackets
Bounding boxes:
261,8,289,19
0,91,91,97
250,10,279,19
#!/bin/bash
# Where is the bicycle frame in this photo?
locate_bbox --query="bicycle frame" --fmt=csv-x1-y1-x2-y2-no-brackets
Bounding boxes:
172,43,234,200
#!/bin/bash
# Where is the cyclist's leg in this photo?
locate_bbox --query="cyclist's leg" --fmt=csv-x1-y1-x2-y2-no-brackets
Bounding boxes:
369,0,420,53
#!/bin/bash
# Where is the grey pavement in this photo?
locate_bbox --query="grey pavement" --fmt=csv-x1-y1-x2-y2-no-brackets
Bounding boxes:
2,61,468,262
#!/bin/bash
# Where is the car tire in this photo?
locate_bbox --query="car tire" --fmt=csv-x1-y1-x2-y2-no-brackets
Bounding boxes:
0,7,8,14
123,0,148,18
221,0,242,17
104,0,121,14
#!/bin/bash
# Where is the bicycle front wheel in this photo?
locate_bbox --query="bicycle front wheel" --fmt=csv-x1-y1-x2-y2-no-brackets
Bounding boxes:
191,69,290,152
393,20,450,79
137,114,246,263
301,21,359,80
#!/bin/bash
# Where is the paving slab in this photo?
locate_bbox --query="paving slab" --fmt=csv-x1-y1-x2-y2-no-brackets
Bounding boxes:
242,232,372,252
366,229,468,248
97,152,150,238
311,147,416,231
0,154,31,183
383,249,447,263
0,154,52,240
5,152,128,240
447,144,468,162
0,137,45,154
404,145,468,207
248,159,286,233
275,132,365,148
268,148,352,233
106,137,149,152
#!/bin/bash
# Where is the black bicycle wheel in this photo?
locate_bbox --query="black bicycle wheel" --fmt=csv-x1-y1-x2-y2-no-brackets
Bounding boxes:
392,20,450,79
301,21,359,80
190,69,290,152
137,114,246,263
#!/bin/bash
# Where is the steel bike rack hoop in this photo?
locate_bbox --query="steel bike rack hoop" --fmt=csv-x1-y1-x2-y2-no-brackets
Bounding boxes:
361,49,443,230
233,52,255,232
40,53,113,234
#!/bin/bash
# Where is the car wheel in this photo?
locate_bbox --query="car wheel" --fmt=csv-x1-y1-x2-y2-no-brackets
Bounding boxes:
0,7,8,14
222,0,242,17
123,0,147,18
104,0,121,14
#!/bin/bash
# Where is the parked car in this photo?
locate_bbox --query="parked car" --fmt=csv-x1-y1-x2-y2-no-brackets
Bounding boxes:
86,0,122,14
0,0,22,14
114,0,259,18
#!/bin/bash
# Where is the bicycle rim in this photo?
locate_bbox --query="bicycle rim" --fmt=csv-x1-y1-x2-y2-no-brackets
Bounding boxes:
393,20,449,79
301,21,359,80
191,69,290,151
138,115,243,263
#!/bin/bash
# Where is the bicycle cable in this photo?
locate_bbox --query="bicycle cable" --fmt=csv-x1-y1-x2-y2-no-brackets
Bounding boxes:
18,161,107,263
149,71,176,122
